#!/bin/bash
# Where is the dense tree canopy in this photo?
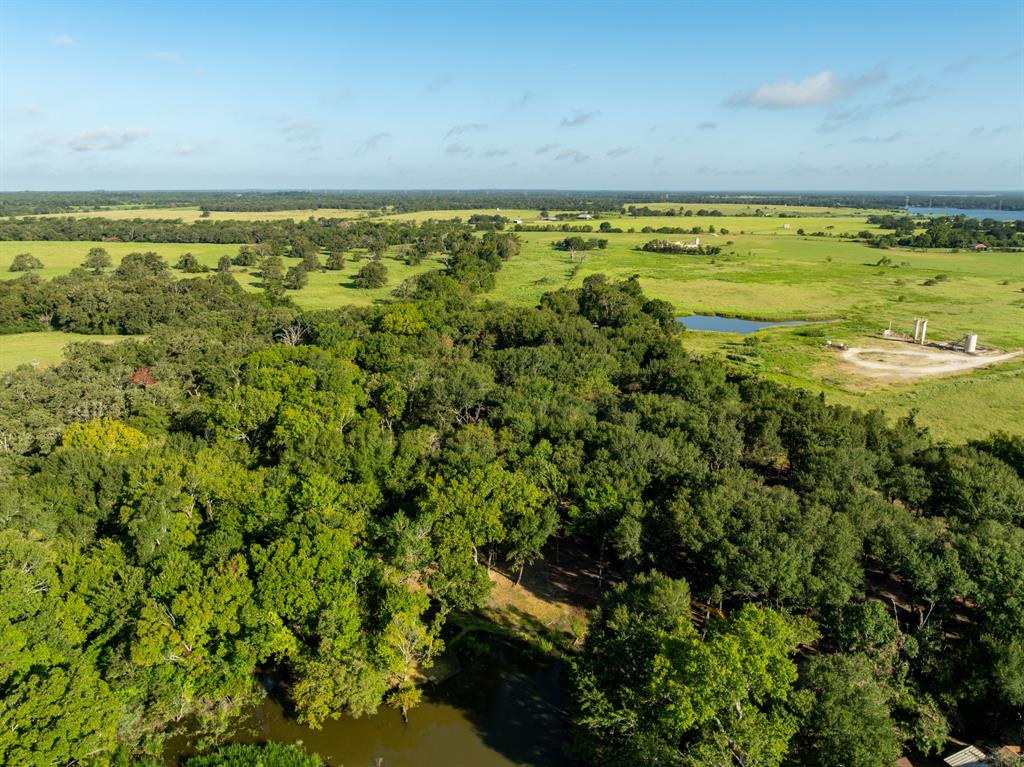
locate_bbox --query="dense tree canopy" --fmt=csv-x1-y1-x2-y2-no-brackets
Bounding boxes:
0,216,1021,765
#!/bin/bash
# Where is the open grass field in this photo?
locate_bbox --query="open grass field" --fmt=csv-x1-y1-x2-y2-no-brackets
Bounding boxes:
0,240,444,310
3,204,1022,440
374,204,894,238
0,331,141,372
25,207,369,222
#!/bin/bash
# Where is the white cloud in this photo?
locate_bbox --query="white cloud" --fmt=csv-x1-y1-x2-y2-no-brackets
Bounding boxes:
535,143,559,154
482,147,509,158
51,33,76,48
68,129,148,152
606,147,630,157
696,121,717,130
445,142,472,156
726,66,885,109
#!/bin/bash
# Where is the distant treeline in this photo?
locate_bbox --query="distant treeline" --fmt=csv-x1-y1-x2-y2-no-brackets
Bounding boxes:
624,206,725,217
3,190,1023,217
0,215,459,249
641,238,723,255
865,214,1024,249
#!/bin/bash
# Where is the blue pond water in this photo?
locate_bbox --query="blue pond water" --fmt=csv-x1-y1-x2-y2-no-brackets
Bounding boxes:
906,206,1023,222
677,314,811,334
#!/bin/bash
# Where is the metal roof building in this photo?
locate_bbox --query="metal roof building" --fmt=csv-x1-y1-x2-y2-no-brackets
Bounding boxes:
943,746,987,767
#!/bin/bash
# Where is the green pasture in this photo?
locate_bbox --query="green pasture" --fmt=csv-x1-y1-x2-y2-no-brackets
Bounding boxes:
0,241,240,280
2,205,1022,440
0,240,444,310
0,331,140,372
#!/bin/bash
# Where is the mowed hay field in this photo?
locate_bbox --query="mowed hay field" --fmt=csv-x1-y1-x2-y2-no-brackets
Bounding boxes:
2,205,1022,440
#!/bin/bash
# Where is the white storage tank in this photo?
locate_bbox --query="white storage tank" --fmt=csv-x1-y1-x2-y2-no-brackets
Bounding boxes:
964,333,978,353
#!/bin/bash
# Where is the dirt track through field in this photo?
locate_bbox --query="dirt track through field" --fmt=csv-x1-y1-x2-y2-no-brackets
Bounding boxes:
841,345,1023,379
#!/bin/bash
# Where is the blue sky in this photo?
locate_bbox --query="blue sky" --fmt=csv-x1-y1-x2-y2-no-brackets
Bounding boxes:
1,0,1022,191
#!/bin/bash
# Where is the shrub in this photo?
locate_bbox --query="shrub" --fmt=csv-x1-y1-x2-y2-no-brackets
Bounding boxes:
9,253,43,272
183,742,322,767
354,260,388,288
174,253,209,273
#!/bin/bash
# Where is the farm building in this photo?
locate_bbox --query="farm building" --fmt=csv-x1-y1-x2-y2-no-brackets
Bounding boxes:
942,745,987,767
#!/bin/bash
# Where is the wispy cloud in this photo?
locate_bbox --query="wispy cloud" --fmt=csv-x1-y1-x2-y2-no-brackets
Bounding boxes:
68,129,148,152
560,110,597,127
321,89,353,107
555,148,589,163
51,33,76,48
445,142,473,157
482,147,509,158
817,74,934,133
355,131,391,155
970,124,1012,138
882,77,931,108
509,90,534,110
147,49,182,64
535,143,559,155
16,137,60,158
696,121,717,130
445,123,487,139
174,144,197,156
726,66,885,109
279,119,321,154
606,146,630,157
425,75,452,92
695,165,757,176
942,55,979,75
17,103,47,120
852,132,905,143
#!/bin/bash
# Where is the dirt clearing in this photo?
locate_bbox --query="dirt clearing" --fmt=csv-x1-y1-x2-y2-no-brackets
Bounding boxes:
841,341,1022,381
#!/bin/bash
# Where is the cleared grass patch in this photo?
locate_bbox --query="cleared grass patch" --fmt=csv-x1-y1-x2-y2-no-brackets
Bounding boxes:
0,331,140,372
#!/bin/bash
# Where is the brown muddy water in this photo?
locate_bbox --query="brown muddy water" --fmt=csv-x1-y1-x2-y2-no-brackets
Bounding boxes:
165,652,572,767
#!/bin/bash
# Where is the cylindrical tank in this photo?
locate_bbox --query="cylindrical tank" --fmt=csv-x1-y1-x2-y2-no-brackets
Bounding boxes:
964,333,978,353
919,320,928,345
912,318,921,342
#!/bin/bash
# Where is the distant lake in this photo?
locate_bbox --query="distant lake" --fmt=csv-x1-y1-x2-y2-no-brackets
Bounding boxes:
906,206,1023,221
677,314,813,334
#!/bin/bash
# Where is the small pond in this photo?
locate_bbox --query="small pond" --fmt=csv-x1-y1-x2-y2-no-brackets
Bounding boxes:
905,206,1023,222
165,649,571,767
677,314,813,334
